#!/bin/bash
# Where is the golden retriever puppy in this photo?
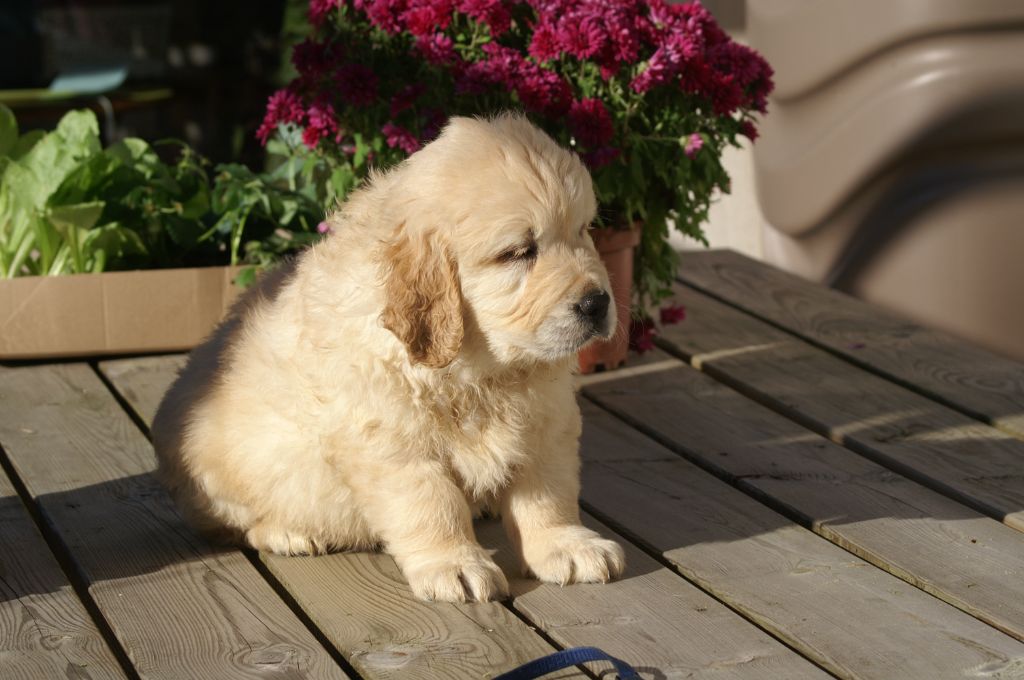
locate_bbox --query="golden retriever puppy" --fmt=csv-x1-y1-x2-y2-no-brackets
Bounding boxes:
152,113,625,602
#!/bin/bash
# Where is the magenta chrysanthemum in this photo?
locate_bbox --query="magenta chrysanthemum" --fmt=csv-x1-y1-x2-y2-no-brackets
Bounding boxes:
457,0,511,35
269,0,775,311
381,121,421,154
529,21,561,62
402,0,454,36
516,63,571,117
309,0,340,26
684,133,703,158
660,302,686,324
415,32,457,64
256,89,305,145
302,100,339,148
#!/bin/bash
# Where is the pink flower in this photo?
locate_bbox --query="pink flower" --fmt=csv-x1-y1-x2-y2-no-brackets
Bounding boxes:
317,221,333,234
684,133,702,158
309,0,340,26
529,21,561,62
382,121,421,154
559,15,605,60
660,302,686,324
402,0,454,36
256,89,305,145
457,0,511,36
364,0,409,34
291,39,339,85
415,32,457,65
302,100,339,148
516,62,571,117
629,317,657,353
569,98,614,148
458,42,522,93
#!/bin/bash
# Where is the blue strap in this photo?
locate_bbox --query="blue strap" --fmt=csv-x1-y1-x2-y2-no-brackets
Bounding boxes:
495,646,640,679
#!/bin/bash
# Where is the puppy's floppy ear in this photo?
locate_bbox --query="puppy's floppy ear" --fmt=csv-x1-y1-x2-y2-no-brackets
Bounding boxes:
379,226,463,368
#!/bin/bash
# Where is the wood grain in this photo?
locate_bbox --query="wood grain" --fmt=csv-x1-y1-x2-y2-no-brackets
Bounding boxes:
98,355,186,426
100,356,589,680
677,249,1024,439
575,397,1024,679
101,358,832,678
260,550,582,680
480,514,829,679
0,469,126,680
0,363,348,680
584,340,1024,642
660,283,1024,531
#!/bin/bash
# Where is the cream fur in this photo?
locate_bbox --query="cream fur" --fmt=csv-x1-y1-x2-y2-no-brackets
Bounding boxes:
152,114,625,603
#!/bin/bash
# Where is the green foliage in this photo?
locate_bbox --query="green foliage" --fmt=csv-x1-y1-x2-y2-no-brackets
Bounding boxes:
0,105,324,279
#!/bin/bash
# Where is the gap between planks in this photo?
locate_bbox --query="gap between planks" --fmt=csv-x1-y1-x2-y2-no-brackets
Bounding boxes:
102,354,1024,679
676,249,1024,441
97,354,830,679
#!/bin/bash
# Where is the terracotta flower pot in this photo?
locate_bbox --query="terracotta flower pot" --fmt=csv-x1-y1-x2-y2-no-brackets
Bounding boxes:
578,224,642,374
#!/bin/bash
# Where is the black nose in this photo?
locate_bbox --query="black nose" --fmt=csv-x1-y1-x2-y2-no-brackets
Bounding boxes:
575,289,610,323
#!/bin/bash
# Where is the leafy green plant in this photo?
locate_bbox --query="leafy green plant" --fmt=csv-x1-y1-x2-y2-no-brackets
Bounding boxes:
0,105,324,279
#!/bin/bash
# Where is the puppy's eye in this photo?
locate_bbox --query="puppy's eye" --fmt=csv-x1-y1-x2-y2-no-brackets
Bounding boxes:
497,241,538,264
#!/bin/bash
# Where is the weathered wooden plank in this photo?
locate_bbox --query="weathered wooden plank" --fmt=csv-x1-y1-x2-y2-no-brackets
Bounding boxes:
0,469,127,680
99,356,588,679
0,363,348,680
103,356,832,678
260,550,584,680
586,339,1024,642
98,355,187,426
657,285,1024,532
575,397,1024,679
677,249,1024,439
480,514,830,680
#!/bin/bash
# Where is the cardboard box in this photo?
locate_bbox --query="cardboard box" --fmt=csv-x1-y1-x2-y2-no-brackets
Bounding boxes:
0,266,244,359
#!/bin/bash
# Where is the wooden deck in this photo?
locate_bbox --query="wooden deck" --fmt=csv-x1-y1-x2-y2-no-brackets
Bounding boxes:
2,249,1024,679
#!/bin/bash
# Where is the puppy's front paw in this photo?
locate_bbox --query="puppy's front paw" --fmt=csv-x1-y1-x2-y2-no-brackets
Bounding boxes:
403,546,509,603
523,526,625,586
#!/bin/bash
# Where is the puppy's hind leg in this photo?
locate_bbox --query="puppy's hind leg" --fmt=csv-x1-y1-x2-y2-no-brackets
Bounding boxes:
245,523,325,556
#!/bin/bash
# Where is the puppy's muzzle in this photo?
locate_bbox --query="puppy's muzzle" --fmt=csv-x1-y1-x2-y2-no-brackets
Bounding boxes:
575,289,611,335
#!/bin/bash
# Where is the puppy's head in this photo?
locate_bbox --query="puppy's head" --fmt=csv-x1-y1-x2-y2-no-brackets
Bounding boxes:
379,114,614,368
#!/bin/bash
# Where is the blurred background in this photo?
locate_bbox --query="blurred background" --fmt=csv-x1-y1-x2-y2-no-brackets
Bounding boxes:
685,0,1024,363
3,0,1022,361
0,0,296,169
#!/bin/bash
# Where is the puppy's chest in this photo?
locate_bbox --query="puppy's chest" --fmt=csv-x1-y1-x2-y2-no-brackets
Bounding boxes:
434,390,533,497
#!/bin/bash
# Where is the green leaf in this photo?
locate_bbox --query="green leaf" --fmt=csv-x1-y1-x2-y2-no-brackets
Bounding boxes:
328,165,355,202
353,133,369,168
279,197,298,225
48,201,105,232
233,266,258,288
163,216,206,248
9,129,44,160
53,109,101,160
179,187,210,219
48,152,122,206
47,201,105,273
82,222,148,269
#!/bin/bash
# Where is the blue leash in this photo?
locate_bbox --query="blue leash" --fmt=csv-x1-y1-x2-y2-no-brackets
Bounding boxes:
495,646,641,679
